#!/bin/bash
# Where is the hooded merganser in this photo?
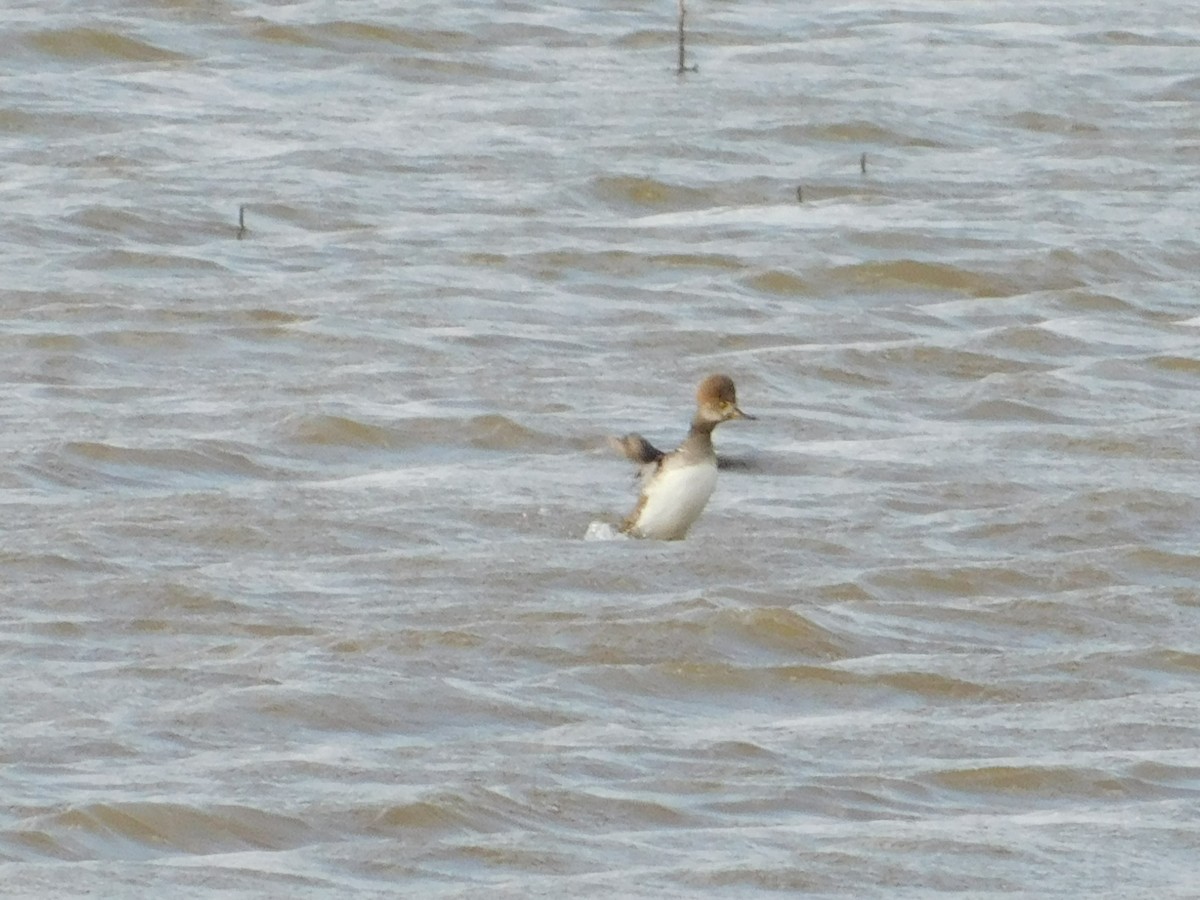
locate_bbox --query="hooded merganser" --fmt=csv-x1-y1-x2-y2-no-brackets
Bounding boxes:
610,374,753,540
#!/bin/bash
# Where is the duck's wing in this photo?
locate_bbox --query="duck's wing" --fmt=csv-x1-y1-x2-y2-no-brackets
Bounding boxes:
609,433,665,466
610,434,663,535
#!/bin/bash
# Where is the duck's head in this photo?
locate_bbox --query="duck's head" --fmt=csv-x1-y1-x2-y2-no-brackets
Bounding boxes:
695,374,753,425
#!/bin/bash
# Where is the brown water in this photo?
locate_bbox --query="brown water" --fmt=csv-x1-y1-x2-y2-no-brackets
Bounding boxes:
3,1,1200,896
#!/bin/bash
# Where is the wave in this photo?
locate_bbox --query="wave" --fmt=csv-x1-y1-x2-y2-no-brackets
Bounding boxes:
26,27,188,63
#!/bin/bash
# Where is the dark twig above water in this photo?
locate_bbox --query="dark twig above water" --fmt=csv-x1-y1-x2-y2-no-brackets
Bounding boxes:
236,204,247,240
861,152,868,174
677,0,698,74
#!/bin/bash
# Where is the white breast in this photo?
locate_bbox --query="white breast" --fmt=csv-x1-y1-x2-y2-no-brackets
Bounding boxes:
629,461,718,540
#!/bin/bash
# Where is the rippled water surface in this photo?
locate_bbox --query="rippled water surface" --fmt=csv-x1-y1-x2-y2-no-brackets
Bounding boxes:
4,1,1200,896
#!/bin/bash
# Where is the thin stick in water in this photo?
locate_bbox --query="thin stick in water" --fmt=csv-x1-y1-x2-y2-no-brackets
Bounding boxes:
860,152,867,174
795,185,803,203
677,0,697,74
237,204,246,240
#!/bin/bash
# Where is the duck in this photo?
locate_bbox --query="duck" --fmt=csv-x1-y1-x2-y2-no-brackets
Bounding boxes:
610,373,753,540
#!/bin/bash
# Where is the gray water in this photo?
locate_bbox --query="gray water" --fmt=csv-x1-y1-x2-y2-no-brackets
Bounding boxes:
3,1,1200,896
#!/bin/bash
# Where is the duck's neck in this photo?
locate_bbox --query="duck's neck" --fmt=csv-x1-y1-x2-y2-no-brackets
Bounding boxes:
679,416,717,461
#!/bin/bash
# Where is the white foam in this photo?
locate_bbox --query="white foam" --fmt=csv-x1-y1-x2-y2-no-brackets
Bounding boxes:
584,521,625,541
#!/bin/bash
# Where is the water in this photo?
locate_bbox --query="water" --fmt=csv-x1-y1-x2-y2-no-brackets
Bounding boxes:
3,1,1200,896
